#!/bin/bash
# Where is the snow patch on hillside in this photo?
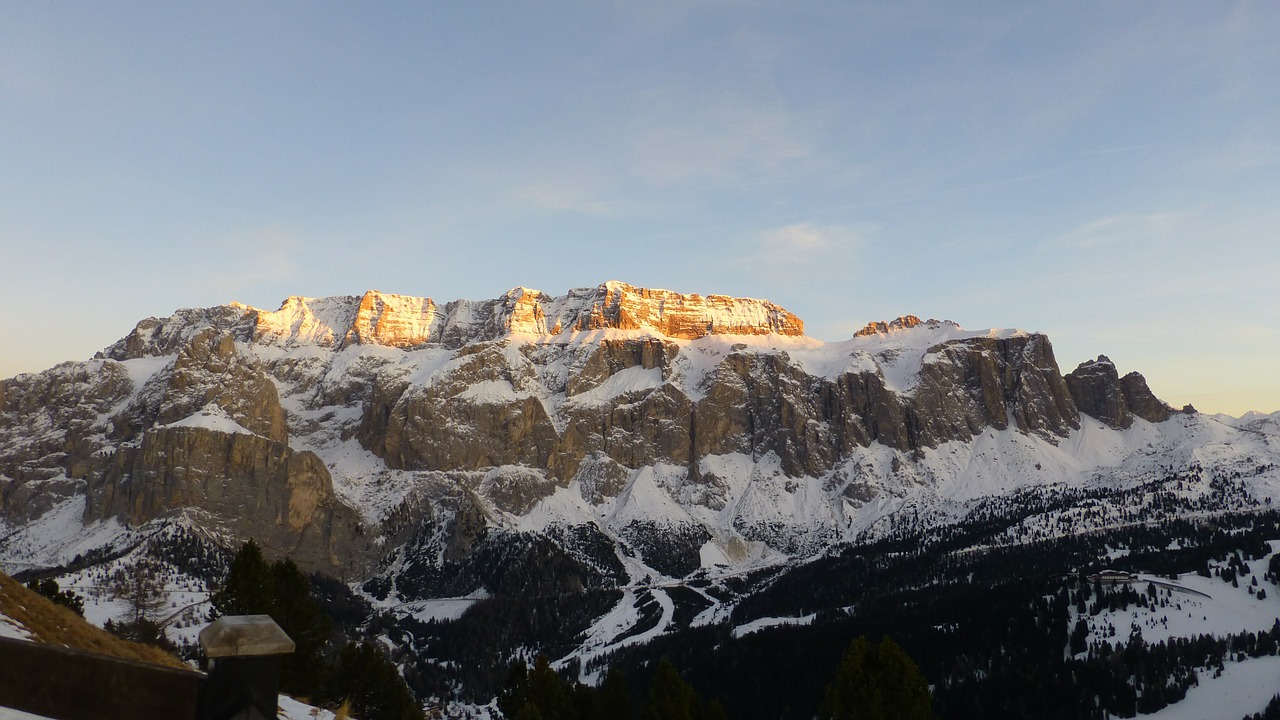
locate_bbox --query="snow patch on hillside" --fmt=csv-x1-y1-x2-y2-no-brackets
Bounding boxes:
0,611,31,641
731,613,816,639
399,589,491,623
607,465,697,529
0,498,129,574
1139,654,1280,719
116,354,175,389
164,404,257,436
566,366,663,406
516,485,599,531
455,379,533,404
317,439,422,525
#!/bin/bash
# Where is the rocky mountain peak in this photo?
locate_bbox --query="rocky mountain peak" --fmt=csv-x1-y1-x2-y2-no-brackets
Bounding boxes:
546,281,805,339
853,315,953,337
118,282,807,355
342,291,439,348
1064,356,1172,428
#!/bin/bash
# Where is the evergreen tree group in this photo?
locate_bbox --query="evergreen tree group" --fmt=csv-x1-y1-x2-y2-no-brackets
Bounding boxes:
209,540,422,720
497,655,727,720
26,577,85,616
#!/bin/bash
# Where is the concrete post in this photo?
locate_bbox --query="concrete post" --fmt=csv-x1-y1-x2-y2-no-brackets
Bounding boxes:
198,615,295,720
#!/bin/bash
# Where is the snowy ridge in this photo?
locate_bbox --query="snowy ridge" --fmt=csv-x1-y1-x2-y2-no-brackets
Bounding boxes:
251,294,365,347
219,281,807,350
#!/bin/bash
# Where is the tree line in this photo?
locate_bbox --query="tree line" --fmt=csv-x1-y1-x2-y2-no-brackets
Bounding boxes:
496,635,931,720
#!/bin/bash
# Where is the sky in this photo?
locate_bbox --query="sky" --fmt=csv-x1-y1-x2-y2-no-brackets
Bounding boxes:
1,1,1277,415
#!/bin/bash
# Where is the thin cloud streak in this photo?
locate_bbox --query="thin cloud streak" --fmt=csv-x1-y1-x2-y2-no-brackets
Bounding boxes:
1043,212,1193,251
513,182,625,217
627,92,817,188
736,222,869,277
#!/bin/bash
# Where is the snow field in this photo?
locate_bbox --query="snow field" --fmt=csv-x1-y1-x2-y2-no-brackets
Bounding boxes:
1074,542,1280,652
1138,655,1280,719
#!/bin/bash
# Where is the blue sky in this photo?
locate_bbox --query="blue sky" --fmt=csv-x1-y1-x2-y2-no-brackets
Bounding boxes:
2,2,1277,415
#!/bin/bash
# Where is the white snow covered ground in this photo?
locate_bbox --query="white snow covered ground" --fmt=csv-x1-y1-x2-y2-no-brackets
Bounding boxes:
1139,655,1280,719
1074,542,1280,651
0,708,46,719
0,611,30,641
1067,540,1280,719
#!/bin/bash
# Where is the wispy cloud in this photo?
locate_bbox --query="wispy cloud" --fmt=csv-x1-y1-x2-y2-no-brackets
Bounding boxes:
628,92,816,188
738,222,869,273
513,182,625,217
1044,212,1192,251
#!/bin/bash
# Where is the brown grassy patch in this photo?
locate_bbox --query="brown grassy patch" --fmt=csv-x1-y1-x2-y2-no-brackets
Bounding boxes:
0,571,188,670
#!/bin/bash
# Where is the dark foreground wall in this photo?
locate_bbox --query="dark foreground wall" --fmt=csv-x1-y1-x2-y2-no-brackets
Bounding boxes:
0,635,204,720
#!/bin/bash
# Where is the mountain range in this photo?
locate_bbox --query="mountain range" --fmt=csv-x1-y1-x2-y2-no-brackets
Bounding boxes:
2,281,1279,717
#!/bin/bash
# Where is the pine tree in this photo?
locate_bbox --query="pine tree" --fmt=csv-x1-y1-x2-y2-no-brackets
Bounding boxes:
821,637,876,720
499,659,533,719
596,666,634,720
819,636,932,720
270,559,331,698
647,658,697,720
1071,619,1091,655
498,656,577,720
209,540,331,698
527,655,577,720
209,540,273,618
326,642,425,720
27,578,85,616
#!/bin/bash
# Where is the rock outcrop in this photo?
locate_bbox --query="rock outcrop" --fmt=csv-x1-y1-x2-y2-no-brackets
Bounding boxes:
0,362,134,519
101,305,254,361
1065,356,1130,428
1065,356,1171,429
358,323,1084,482
541,282,805,339
86,426,364,573
1120,371,1173,424
343,291,439,348
855,314,933,337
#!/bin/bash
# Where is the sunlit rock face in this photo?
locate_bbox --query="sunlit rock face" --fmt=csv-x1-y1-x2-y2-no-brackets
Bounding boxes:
854,314,930,337
247,281,805,349
343,291,439,348
538,281,806,339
